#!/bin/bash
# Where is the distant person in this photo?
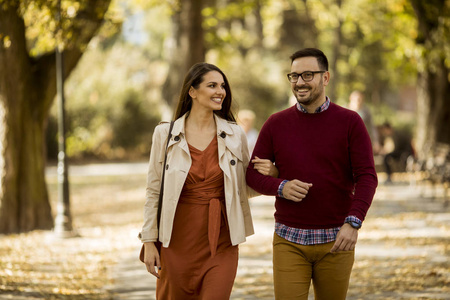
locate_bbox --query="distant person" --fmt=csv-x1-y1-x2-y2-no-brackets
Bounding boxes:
238,109,259,155
138,62,277,299
246,48,378,300
348,90,380,154
378,122,415,183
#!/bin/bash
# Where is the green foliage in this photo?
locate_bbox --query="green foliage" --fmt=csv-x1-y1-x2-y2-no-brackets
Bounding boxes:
21,0,58,55
306,0,420,104
110,89,156,149
47,19,163,160
18,0,120,56
220,52,287,129
44,0,449,160
203,0,265,55
412,0,450,73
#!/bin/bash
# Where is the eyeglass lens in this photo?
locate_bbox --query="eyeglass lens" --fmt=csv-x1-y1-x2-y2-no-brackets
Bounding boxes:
288,72,319,83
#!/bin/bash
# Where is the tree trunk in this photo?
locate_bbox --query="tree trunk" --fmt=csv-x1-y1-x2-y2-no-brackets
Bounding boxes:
162,0,205,111
415,60,450,158
0,0,111,233
279,0,318,52
253,0,264,49
183,0,205,69
0,3,52,232
328,0,343,102
410,0,450,160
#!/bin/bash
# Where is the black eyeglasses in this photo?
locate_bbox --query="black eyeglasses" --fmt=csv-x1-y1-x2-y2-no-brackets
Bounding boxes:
287,71,326,83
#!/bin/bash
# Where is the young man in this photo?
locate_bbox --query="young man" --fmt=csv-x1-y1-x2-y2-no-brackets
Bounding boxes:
246,48,378,300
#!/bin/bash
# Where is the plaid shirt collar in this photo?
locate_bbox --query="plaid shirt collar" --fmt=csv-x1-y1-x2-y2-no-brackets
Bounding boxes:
296,97,331,114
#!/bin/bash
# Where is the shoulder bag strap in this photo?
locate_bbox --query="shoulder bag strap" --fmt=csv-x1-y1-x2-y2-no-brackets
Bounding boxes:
157,121,174,229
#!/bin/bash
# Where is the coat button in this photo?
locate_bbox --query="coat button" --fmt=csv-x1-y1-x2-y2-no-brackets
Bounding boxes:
220,132,226,139
174,136,180,141
166,164,169,170
230,159,236,166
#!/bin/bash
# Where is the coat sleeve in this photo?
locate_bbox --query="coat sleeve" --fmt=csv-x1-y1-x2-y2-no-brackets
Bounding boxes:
139,123,169,243
236,125,260,198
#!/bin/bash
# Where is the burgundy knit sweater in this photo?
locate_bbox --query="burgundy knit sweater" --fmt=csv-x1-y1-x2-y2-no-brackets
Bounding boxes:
246,103,378,229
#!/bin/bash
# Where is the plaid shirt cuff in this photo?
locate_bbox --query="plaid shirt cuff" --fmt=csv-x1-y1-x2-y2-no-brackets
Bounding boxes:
278,180,288,197
345,215,362,225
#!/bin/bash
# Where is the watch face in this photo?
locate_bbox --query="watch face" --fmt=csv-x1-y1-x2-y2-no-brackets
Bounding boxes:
349,221,361,229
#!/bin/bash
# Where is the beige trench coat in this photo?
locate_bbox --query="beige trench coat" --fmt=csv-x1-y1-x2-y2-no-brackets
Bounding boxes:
139,113,255,247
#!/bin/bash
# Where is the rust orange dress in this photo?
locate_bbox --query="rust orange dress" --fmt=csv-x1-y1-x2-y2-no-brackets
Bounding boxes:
156,136,239,300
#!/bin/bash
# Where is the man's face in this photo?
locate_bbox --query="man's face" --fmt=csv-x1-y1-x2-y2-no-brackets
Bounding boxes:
290,57,329,108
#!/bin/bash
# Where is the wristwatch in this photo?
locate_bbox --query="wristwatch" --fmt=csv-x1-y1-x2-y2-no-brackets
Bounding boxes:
345,220,362,230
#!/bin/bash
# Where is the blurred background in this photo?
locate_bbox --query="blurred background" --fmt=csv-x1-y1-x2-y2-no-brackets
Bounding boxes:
41,0,447,162
0,0,449,299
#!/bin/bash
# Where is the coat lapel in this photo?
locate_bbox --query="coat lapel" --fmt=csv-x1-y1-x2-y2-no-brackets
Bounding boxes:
215,115,243,161
168,114,189,155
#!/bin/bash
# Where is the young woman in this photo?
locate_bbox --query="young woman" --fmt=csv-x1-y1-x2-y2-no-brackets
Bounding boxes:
139,62,277,299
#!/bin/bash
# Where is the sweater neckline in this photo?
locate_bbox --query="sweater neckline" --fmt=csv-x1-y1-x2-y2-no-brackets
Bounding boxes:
294,102,334,117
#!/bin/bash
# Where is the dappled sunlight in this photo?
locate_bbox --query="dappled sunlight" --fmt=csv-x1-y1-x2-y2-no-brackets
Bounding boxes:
232,179,450,299
0,168,448,299
1,0,448,298
0,170,144,299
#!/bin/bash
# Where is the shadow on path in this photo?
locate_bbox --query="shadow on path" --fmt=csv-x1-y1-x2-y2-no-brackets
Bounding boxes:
107,181,450,300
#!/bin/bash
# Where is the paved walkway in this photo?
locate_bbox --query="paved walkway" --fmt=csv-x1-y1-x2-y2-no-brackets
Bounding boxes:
45,161,149,177
107,181,450,300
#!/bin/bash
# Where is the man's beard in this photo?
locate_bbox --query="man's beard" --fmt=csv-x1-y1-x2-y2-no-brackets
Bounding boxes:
294,78,323,106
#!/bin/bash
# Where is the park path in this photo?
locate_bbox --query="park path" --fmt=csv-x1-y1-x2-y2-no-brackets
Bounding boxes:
107,179,450,300
45,161,149,177
2,163,445,299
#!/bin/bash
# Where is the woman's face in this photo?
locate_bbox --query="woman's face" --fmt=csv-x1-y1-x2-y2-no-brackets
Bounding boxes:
189,71,226,112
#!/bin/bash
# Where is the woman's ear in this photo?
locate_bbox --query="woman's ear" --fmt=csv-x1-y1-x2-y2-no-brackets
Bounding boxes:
189,87,196,99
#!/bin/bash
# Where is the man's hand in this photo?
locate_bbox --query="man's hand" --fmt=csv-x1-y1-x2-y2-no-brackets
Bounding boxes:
282,179,312,202
252,156,279,177
143,242,161,278
330,223,358,252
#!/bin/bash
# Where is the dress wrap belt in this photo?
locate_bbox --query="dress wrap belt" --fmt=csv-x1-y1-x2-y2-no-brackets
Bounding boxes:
180,169,226,258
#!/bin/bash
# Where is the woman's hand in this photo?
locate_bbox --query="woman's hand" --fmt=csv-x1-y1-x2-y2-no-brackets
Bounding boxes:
252,156,279,178
143,242,161,278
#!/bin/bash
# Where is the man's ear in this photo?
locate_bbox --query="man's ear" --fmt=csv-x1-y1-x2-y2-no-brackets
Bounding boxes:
189,87,196,99
323,71,331,86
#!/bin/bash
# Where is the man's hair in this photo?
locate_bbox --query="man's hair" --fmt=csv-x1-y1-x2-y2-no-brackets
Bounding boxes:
290,48,329,71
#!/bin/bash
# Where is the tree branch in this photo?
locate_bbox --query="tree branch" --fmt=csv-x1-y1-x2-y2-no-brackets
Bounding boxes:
34,0,112,116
